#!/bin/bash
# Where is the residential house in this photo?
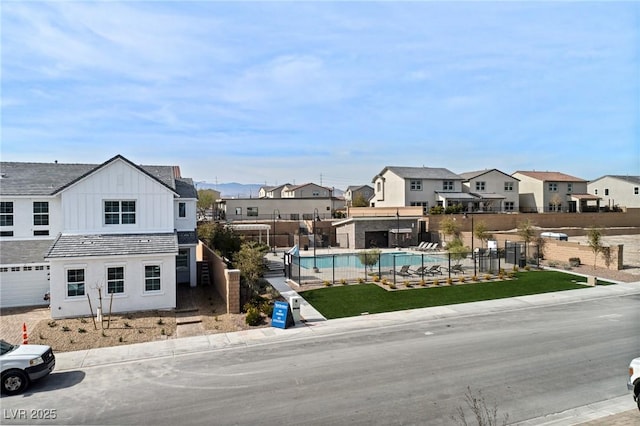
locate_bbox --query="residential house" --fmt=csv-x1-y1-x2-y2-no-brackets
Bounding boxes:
459,169,520,212
371,166,467,213
281,183,333,198
258,183,290,199
512,171,600,213
0,155,198,318
588,175,640,210
344,185,374,207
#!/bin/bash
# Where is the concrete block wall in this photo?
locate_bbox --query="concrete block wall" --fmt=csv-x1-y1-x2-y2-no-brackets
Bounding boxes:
543,241,623,270
197,241,241,314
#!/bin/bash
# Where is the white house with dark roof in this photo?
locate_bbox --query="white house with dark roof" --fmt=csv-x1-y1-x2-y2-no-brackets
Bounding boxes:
587,175,640,210
459,169,520,212
0,155,198,318
512,171,600,213
371,166,467,213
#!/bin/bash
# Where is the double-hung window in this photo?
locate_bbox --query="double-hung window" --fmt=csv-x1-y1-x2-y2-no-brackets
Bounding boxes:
410,180,422,191
104,200,136,225
442,181,454,191
107,267,125,294
145,265,161,292
33,201,49,226
67,269,85,297
0,202,14,227
475,181,486,191
548,183,558,192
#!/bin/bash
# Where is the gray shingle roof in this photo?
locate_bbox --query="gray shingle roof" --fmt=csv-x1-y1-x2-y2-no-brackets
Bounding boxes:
590,175,640,185
0,239,55,264
44,233,178,259
0,155,195,197
374,166,462,182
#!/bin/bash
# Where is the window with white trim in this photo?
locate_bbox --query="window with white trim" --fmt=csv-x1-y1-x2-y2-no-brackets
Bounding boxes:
442,181,454,191
104,200,136,225
410,180,422,191
33,201,49,226
567,183,573,193
67,269,85,297
504,201,515,211
548,183,558,192
504,182,514,191
0,202,13,227
107,266,125,294
178,202,186,218
145,265,161,292
475,181,485,191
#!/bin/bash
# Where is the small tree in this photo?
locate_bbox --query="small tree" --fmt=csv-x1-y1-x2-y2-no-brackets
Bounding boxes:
234,241,269,297
198,221,242,260
440,217,460,244
453,386,509,426
473,221,493,248
351,193,369,207
197,189,217,220
447,237,469,265
358,249,381,274
587,226,604,269
517,219,536,262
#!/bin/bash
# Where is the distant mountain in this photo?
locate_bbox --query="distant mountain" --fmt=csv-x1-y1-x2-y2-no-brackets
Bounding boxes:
197,182,345,198
197,182,263,198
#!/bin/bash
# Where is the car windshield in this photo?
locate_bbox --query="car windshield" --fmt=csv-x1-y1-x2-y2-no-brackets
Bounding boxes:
0,340,17,355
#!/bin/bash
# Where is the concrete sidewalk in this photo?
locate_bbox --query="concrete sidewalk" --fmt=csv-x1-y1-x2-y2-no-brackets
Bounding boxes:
52,278,640,425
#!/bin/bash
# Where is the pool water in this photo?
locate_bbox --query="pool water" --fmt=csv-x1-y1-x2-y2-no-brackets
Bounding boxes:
295,252,441,270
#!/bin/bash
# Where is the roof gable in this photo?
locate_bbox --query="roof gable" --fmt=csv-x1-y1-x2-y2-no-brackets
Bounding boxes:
459,168,518,181
374,166,462,182
589,175,640,185
512,170,586,182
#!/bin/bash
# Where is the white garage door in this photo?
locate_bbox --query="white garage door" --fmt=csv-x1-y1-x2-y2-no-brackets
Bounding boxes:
0,267,50,308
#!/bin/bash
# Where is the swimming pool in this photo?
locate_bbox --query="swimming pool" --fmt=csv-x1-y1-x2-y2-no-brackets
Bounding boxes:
295,251,442,270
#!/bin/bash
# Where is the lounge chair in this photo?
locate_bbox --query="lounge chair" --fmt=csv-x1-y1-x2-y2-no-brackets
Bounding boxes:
428,243,440,251
394,265,413,276
426,265,443,275
410,265,428,276
447,264,465,274
412,242,428,251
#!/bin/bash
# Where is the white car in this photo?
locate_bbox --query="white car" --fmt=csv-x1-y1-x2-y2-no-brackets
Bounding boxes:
628,357,640,411
1,340,55,395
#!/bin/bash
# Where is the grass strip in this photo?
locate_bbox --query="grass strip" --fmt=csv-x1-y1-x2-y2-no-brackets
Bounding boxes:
300,271,604,319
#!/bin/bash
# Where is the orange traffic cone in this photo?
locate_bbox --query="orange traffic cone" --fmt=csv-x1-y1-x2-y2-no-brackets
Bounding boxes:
22,322,28,344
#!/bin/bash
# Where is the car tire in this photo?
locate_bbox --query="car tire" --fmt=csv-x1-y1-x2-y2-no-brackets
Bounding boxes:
2,370,29,395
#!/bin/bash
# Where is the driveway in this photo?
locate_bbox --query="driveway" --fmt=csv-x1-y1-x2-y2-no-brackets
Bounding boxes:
0,305,51,344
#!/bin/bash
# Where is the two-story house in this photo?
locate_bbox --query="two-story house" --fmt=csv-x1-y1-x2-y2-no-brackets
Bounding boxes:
344,185,374,207
588,175,640,210
459,169,520,212
0,155,198,318
371,166,468,213
258,183,290,199
512,171,600,213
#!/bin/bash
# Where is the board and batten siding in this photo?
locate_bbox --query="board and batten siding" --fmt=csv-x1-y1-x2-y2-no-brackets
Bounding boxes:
60,160,176,234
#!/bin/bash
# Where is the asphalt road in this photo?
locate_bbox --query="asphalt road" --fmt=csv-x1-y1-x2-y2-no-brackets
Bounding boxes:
3,294,639,425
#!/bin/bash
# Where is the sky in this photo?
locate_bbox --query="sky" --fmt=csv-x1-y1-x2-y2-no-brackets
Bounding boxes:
2,1,639,190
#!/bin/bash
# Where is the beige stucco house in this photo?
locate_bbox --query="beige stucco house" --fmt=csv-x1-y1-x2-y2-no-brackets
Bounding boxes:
371,166,468,213
587,175,640,210
459,169,520,212
512,171,600,213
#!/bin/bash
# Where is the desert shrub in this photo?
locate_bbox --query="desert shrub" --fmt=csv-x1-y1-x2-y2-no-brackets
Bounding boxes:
357,277,365,284
323,280,332,287
259,301,274,317
340,278,348,285
78,328,87,333
471,275,478,281
484,274,492,281
458,276,466,284
446,277,453,285
62,326,70,332
569,257,581,267
404,280,412,288
245,306,262,326
48,321,57,328
389,283,397,289
433,278,440,286
372,275,380,282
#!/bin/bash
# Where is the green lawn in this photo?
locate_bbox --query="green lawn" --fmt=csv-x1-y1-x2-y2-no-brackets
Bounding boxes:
299,271,606,319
